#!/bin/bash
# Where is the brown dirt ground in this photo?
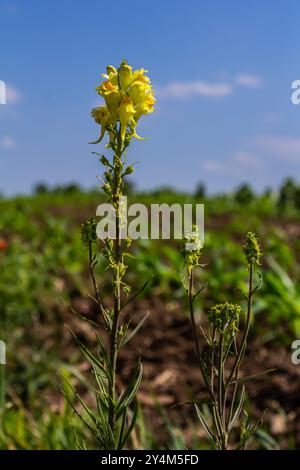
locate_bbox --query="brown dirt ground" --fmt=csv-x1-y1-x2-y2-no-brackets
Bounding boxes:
63,295,300,449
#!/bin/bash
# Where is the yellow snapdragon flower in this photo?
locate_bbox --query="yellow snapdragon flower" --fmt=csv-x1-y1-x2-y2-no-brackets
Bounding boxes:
129,80,149,105
90,106,110,143
91,60,155,144
135,94,155,119
119,96,136,141
132,68,151,84
96,80,120,120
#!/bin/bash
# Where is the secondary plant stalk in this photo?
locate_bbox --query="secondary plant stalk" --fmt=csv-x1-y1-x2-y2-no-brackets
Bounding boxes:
182,230,263,450
188,271,215,403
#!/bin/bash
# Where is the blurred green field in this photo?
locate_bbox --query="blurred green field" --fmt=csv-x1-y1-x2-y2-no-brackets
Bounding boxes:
0,179,300,449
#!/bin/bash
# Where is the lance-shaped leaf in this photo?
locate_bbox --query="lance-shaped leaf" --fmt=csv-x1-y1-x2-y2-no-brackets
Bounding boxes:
228,368,275,386
118,399,138,450
121,277,153,310
66,326,108,378
115,359,143,419
118,312,149,350
195,404,215,441
228,385,245,432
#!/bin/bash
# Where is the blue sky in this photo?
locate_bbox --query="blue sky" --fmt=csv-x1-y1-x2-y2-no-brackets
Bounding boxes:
0,0,299,195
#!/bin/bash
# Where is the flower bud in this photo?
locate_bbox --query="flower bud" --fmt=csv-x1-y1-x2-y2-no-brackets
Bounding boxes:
118,60,133,91
106,65,117,75
119,96,136,141
124,165,134,176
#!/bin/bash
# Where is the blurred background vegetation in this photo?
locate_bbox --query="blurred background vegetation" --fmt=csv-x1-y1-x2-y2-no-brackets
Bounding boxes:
0,178,300,449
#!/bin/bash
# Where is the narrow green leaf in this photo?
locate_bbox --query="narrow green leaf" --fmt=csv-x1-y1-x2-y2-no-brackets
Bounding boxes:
115,359,142,419
66,326,108,378
121,277,153,310
228,385,245,432
229,368,275,386
119,312,149,350
119,399,139,449
194,404,215,441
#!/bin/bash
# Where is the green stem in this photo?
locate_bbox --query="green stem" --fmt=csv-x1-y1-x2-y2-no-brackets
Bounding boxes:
0,365,5,415
188,270,214,402
218,335,223,419
188,269,223,444
108,132,123,438
227,263,253,385
210,327,216,394
227,336,239,430
218,334,228,449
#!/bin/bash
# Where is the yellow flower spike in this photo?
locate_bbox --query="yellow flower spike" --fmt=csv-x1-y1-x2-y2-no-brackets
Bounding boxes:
119,95,136,141
92,61,155,145
118,60,133,92
90,106,109,144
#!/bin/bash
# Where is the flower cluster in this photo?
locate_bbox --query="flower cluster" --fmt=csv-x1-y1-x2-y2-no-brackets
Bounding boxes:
81,218,98,246
243,232,262,266
91,60,155,145
208,302,241,334
182,225,203,273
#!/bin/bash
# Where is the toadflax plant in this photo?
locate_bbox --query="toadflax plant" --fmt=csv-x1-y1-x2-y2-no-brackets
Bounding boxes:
182,229,271,449
64,60,155,450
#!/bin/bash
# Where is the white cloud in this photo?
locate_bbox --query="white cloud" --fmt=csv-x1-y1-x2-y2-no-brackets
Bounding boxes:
235,73,262,88
158,81,233,99
158,72,262,100
232,150,263,168
6,84,22,104
1,136,16,149
201,150,263,176
256,136,300,162
202,159,223,172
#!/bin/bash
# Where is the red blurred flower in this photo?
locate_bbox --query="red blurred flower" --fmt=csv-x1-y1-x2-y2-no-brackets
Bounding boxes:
0,239,8,251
